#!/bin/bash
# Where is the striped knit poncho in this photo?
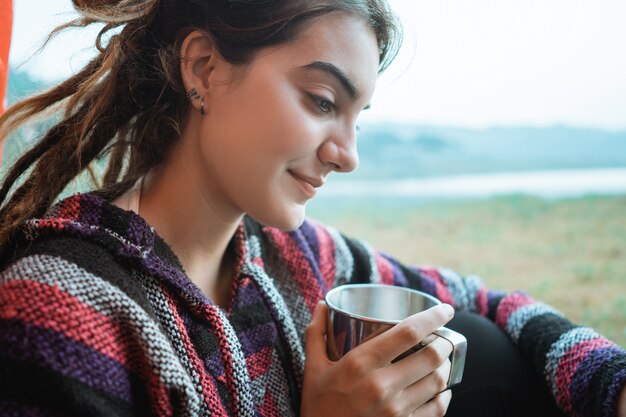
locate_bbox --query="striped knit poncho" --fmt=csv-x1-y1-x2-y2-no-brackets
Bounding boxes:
0,192,624,417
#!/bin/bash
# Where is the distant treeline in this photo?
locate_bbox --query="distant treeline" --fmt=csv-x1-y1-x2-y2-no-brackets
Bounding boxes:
6,68,626,179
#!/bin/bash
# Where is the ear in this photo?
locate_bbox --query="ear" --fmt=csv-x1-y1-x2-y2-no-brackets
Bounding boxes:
180,30,221,109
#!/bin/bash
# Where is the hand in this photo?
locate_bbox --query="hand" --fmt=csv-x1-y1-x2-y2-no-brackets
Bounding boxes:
301,301,455,417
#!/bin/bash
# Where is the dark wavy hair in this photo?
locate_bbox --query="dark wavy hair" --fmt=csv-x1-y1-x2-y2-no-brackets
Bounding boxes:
0,0,402,252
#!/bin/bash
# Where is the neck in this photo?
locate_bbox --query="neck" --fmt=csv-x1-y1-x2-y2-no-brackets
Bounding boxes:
126,141,245,307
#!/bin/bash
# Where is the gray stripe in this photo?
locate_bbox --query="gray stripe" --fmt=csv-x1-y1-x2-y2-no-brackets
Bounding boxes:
544,327,599,398
437,268,473,311
325,226,354,288
140,274,213,417
244,235,306,390
359,240,382,284
265,348,296,417
505,302,563,344
212,305,255,417
255,235,313,344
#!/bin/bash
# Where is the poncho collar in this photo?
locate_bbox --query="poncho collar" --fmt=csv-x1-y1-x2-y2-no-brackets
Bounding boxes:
21,191,250,311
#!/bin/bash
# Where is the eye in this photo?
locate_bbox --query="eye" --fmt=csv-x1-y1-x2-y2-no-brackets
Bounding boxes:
308,94,336,114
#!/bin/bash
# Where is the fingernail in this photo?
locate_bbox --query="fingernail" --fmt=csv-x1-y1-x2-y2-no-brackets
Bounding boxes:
443,304,454,318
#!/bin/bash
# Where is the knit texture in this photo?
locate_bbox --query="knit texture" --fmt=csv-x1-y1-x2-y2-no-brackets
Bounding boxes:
0,192,624,417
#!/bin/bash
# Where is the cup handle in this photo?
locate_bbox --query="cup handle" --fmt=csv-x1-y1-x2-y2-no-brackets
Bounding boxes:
390,326,467,390
433,326,467,389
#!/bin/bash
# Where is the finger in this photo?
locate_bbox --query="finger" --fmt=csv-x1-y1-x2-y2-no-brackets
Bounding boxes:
401,359,452,412
385,336,453,390
410,389,452,417
364,303,454,365
304,302,330,368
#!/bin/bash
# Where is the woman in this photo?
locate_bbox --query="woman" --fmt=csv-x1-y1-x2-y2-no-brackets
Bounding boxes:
0,1,624,416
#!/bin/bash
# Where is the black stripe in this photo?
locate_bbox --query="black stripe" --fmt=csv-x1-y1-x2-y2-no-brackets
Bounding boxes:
396,262,428,292
0,358,145,417
343,236,373,284
189,300,273,360
587,354,626,417
188,313,219,360
229,300,275,334
153,233,185,272
18,236,159,323
518,313,578,376
487,293,505,322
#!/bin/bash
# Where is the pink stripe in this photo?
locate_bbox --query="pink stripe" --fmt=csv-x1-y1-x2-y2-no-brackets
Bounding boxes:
374,252,394,285
476,288,488,316
495,293,534,329
195,302,240,416
259,386,280,416
0,280,130,365
553,337,613,414
247,346,273,381
312,221,337,290
421,268,455,306
264,228,323,315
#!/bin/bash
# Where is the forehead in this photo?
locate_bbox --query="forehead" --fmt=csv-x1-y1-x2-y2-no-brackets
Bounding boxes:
256,12,380,102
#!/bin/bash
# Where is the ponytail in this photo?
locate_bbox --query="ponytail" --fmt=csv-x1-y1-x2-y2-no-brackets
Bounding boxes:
0,0,401,255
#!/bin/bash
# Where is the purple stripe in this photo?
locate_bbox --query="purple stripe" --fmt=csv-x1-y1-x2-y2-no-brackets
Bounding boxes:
406,266,437,296
77,193,104,226
233,279,264,309
381,254,409,287
419,274,438,297
604,366,626,417
206,348,225,377
0,320,134,402
299,220,321,265
238,322,279,357
143,253,212,306
126,210,155,248
0,400,63,417
570,345,625,415
290,229,327,294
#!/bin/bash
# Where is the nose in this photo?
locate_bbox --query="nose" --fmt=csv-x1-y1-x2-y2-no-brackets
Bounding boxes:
318,123,359,173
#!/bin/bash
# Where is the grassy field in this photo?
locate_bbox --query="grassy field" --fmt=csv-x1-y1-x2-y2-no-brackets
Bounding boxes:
307,194,626,347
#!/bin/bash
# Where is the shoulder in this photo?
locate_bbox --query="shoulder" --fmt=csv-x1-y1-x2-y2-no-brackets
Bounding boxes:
2,235,155,315
0,235,162,342
0,236,197,414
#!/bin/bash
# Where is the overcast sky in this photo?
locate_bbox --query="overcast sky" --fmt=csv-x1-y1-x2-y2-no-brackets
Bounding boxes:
8,0,626,130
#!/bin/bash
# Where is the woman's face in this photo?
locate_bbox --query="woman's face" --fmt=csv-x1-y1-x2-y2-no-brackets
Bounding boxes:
197,12,379,230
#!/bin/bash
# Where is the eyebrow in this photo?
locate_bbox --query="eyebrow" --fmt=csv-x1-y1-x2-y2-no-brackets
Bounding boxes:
300,61,371,110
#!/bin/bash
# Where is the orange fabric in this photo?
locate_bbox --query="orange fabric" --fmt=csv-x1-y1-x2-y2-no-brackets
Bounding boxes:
0,0,12,115
0,0,12,164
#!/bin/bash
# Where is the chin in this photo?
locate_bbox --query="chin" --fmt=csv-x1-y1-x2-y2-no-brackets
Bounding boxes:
249,203,307,231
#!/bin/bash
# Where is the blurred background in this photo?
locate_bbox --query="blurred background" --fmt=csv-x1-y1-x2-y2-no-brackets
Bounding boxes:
2,0,625,346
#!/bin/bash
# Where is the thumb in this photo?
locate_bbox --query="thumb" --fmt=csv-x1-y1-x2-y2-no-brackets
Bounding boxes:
305,301,329,362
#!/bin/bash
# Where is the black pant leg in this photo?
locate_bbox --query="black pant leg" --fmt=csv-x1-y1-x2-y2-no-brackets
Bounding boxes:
444,312,567,417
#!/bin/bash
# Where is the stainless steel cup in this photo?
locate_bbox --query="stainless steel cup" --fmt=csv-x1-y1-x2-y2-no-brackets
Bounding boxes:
325,284,467,389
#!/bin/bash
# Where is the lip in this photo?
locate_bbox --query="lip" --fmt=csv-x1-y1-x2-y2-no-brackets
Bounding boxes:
288,170,325,198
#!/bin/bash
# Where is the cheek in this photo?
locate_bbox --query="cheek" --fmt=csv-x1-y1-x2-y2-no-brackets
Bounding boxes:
198,75,322,196
244,79,322,157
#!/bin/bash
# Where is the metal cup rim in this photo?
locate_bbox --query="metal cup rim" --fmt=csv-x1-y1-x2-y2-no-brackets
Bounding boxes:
324,283,442,325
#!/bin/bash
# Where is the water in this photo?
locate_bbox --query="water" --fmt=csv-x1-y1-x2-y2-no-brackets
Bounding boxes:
316,168,626,200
